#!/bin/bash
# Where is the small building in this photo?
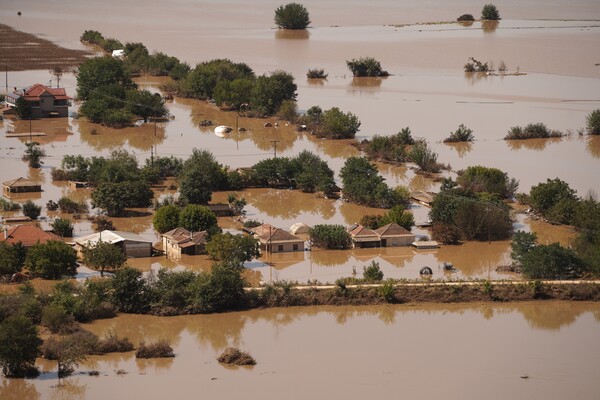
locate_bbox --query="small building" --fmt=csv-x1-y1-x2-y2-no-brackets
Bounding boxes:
410,191,435,207
206,203,233,217
1,225,60,248
75,230,152,258
374,223,416,247
3,177,42,197
68,181,88,190
161,227,208,259
412,240,440,250
253,223,304,253
349,225,381,248
5,84,71,118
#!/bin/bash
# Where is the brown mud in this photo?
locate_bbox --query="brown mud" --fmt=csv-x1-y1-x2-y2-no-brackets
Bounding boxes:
0,23,92,71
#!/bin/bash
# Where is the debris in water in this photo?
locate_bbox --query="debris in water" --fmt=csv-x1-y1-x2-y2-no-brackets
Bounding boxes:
217,347,256,366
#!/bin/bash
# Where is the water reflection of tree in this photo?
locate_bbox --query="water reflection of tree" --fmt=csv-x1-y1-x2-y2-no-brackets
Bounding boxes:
136,358,174,374
350,77,386,88
275,30,310,40
0,379,40,400
76,120,166,152
464,71,490,85
445,142,473,158
307,78,326,86
307,136,358,159
520,302,581,330
309,249,351,266
587,136,600,158
506,137,565,152
50,377,87,400
481,20,499,34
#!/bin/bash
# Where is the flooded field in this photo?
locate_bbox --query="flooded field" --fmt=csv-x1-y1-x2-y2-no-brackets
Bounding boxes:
1,302,599,400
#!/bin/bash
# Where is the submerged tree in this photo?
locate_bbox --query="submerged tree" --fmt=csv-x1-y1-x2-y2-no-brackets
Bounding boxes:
82,240,127,276
274,3,311,30
22,142,46,168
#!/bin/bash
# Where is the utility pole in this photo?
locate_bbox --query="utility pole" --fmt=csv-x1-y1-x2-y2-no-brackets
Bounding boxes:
4,65,7,96
270,140,280,158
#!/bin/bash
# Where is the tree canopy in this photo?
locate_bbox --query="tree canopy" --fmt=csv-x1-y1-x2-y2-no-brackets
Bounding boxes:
179,205,220,236
25,241,78,279
206,233,260,268
274,3,311,29
340,157,402,208
82,241,127,276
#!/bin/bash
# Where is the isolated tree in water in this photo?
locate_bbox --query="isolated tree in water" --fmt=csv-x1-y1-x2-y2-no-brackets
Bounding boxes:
274,3,311,29
22,142,46,168
82,240,127,276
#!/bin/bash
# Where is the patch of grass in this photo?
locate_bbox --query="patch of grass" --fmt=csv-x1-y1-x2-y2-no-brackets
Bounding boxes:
135,340,175,359
217,347,256,366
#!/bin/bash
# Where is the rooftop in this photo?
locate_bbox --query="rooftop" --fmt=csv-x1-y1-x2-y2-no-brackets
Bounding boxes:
1,225,60,247
3,177,41,188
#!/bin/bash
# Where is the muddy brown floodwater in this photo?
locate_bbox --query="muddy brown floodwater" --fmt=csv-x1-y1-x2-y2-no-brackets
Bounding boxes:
1,302,599,400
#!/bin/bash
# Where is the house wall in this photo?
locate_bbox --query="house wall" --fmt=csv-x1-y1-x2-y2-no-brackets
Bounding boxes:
124,240,152,258
381,235,415,247
265,241,304,253
163,237,182,260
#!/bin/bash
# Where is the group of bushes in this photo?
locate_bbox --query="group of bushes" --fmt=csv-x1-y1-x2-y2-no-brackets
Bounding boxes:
360,204,415,231
296,106,361,139
430,167,517,244
457,4,500,22
0,240,77,280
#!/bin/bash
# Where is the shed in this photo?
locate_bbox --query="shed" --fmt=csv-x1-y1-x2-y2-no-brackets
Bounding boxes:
162,227,208,259
374,223,415,247
410,191,435,207
75,230,152,258
349,225,380,248
289,222,310,235
3,177,41,196
206,203,233,217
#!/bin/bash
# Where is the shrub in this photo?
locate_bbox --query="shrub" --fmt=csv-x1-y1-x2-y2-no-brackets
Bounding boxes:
444,124,475,143
89,215,116,231
92,329,134,354
378,281,395,303
274,3,311,29
464,57,490,73
521,243,584,280
206,233,260,268
529,178,578,224
457,14,475,22
504,123,563,140
309,225,351,249
306,68,327,79
315,107,361,139
102,109,134,128
408,141,441,173
217,347,256,365
243,220,262,228
481,4,500,20
135,340,175,358
587,109,600,135
41,304,77,334
346,57,389,77
58,196,88,214
0,242,25,276
456,166,518,199
363,261,384,281
0,198,21,211
22,200,41,220
110,267,150,313
277,99,298,122
250,70,297,115
26,241,78,279
51,218,74,237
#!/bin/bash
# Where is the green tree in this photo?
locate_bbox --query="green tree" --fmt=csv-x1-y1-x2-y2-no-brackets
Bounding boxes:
382,205,415,230
206,233,260,268
317,107,361,139
91,180,153,216
0,316,42,378
521,243,584,280
444,124,475,143
340,157,399,208
14,96,32,120
250,70,297,115
309,225,352,249
179,204,220,236
456,165,518,199
22,200,41,220
481,4,500,20
529,178,578,224
408,140,440,173
183,59,255,99
125,89,168,122
346,57,388,77
190,263,246,313
213,78,254,109
25,241,78,279
22,142,46,168
179,149,229,204
76,56,135,101
110,267,149,313
0,242,24,276
153,205,181,233
43,335,88,378
510,231,537,268
82,241,127,276
586,109,600,135
274,3,311,29
51,218,74,237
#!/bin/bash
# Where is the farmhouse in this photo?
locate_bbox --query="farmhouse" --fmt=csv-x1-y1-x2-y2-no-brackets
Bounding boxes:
161,227,208,259
5,83,71,118
253,223,304,253
1,225,60,248
3,177,42,197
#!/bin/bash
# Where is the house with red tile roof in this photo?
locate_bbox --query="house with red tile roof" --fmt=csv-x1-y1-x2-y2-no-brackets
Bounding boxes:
1,225,60,248
374,223,416,247
348,225,380,248
5,83,71,118
252,223,304,253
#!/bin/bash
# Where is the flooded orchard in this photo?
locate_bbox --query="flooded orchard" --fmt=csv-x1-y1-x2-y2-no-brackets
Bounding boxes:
1,302,599,400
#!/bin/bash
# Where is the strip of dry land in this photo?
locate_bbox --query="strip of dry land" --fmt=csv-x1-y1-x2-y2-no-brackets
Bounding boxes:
0,23,92,71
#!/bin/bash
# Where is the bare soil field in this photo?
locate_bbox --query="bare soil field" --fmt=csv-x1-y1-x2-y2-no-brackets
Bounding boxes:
0,23,92,71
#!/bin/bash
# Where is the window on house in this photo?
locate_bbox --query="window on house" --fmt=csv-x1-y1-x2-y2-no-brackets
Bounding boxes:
293,244,298,251
278,245,284,251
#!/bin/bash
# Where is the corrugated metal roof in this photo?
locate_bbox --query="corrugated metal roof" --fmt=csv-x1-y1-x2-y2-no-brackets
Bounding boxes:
75,230,150,246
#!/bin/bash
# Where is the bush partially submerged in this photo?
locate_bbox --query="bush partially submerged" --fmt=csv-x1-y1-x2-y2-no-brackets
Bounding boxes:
464,57,490,73
457,14,475,22
92,330,134,354
135,340,174,358
587,109,600,135
306,68,328,79
217,347,256,366
346,57,389,77
504,123,563,140
444,124,475,143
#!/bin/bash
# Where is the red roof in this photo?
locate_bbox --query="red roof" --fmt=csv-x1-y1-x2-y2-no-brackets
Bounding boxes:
12,84,71,101
1,225,61,247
